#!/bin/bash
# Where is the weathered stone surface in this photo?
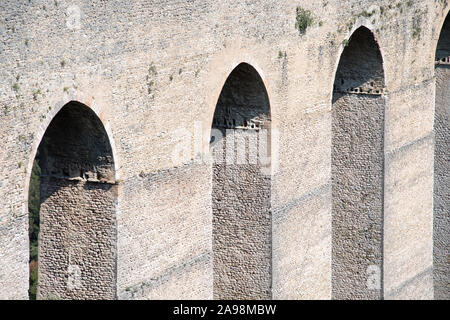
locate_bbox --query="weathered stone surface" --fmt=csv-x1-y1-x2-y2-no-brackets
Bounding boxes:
38,178,117,300
211,63,272,299
0,0,446,299
35,102,117,300
434,66,450,301
385,81,434,153
272,184,331,300
331,27,385,300
117,162,212,300
332,93,385,300
384,136,434,300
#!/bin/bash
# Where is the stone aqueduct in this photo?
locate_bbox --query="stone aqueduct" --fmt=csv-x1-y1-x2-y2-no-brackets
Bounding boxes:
0,0,448,300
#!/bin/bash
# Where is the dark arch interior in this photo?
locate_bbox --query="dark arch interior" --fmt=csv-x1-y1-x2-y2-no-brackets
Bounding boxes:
38,101,115,182
334,27,385,95
433,14,450,301
436,14,450,62
211,64,270,131
210,63,272,299
331,27,385,300
28,101,117,300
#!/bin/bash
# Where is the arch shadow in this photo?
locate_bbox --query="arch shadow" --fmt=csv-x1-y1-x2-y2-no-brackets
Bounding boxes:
210,63,272,299
433,12,450,301
27,101,118,300
331,26,386,300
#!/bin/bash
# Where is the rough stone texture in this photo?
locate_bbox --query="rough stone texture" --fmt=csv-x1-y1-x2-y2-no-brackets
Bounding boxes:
272,184,331,299
38,178,117,300
384,136,434,300
211,63,271,299
36,102,117,300
212,161,271,299
433,13,450,300
332,94,384,300
331,27,385,300
434,67,450,300
38,102,115,183
117,163,212,300
334,27,385,95
0,0,446,299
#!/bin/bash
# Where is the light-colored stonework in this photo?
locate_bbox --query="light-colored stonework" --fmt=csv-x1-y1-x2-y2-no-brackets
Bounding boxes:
0,0,448,300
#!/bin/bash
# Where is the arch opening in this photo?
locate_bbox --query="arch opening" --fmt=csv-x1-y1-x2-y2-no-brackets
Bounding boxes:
434,13,450,301
28,101,117,300
210,63,272,299
331,27,385,300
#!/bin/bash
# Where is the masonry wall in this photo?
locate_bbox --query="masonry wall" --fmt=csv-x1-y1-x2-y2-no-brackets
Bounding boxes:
35,102,117,299
434,65,450,301
211,64,271,299
117,163,212,299
0,0,445,299
331,27,385,300
38,178,117,300
332,93,384,300
433,13,450,300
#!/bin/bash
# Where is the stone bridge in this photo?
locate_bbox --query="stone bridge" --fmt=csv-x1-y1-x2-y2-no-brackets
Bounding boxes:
0,0,448,299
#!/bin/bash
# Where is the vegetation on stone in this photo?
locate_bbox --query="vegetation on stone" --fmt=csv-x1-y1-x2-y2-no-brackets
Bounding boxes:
295,7,314,35
28,159,40,300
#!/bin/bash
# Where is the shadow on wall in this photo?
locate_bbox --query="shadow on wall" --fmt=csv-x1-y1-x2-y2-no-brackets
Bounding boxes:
331,26,386,300
29,101,118,300
334,27,385,95
433,13,450,301
210,63,272,300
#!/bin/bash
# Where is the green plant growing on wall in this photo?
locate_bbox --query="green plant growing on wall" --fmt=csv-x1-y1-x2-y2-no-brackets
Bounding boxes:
412,13,423,40
360,9,376,18
413,26,421,39
146,62,158,97
148,63,157,76
28,159,41,300
295,7,314,35
33,89,42,100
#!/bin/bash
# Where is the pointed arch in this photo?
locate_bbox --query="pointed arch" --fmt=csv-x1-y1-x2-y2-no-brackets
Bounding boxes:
210,63,272,299
331,26,386,300
27,101,117,300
